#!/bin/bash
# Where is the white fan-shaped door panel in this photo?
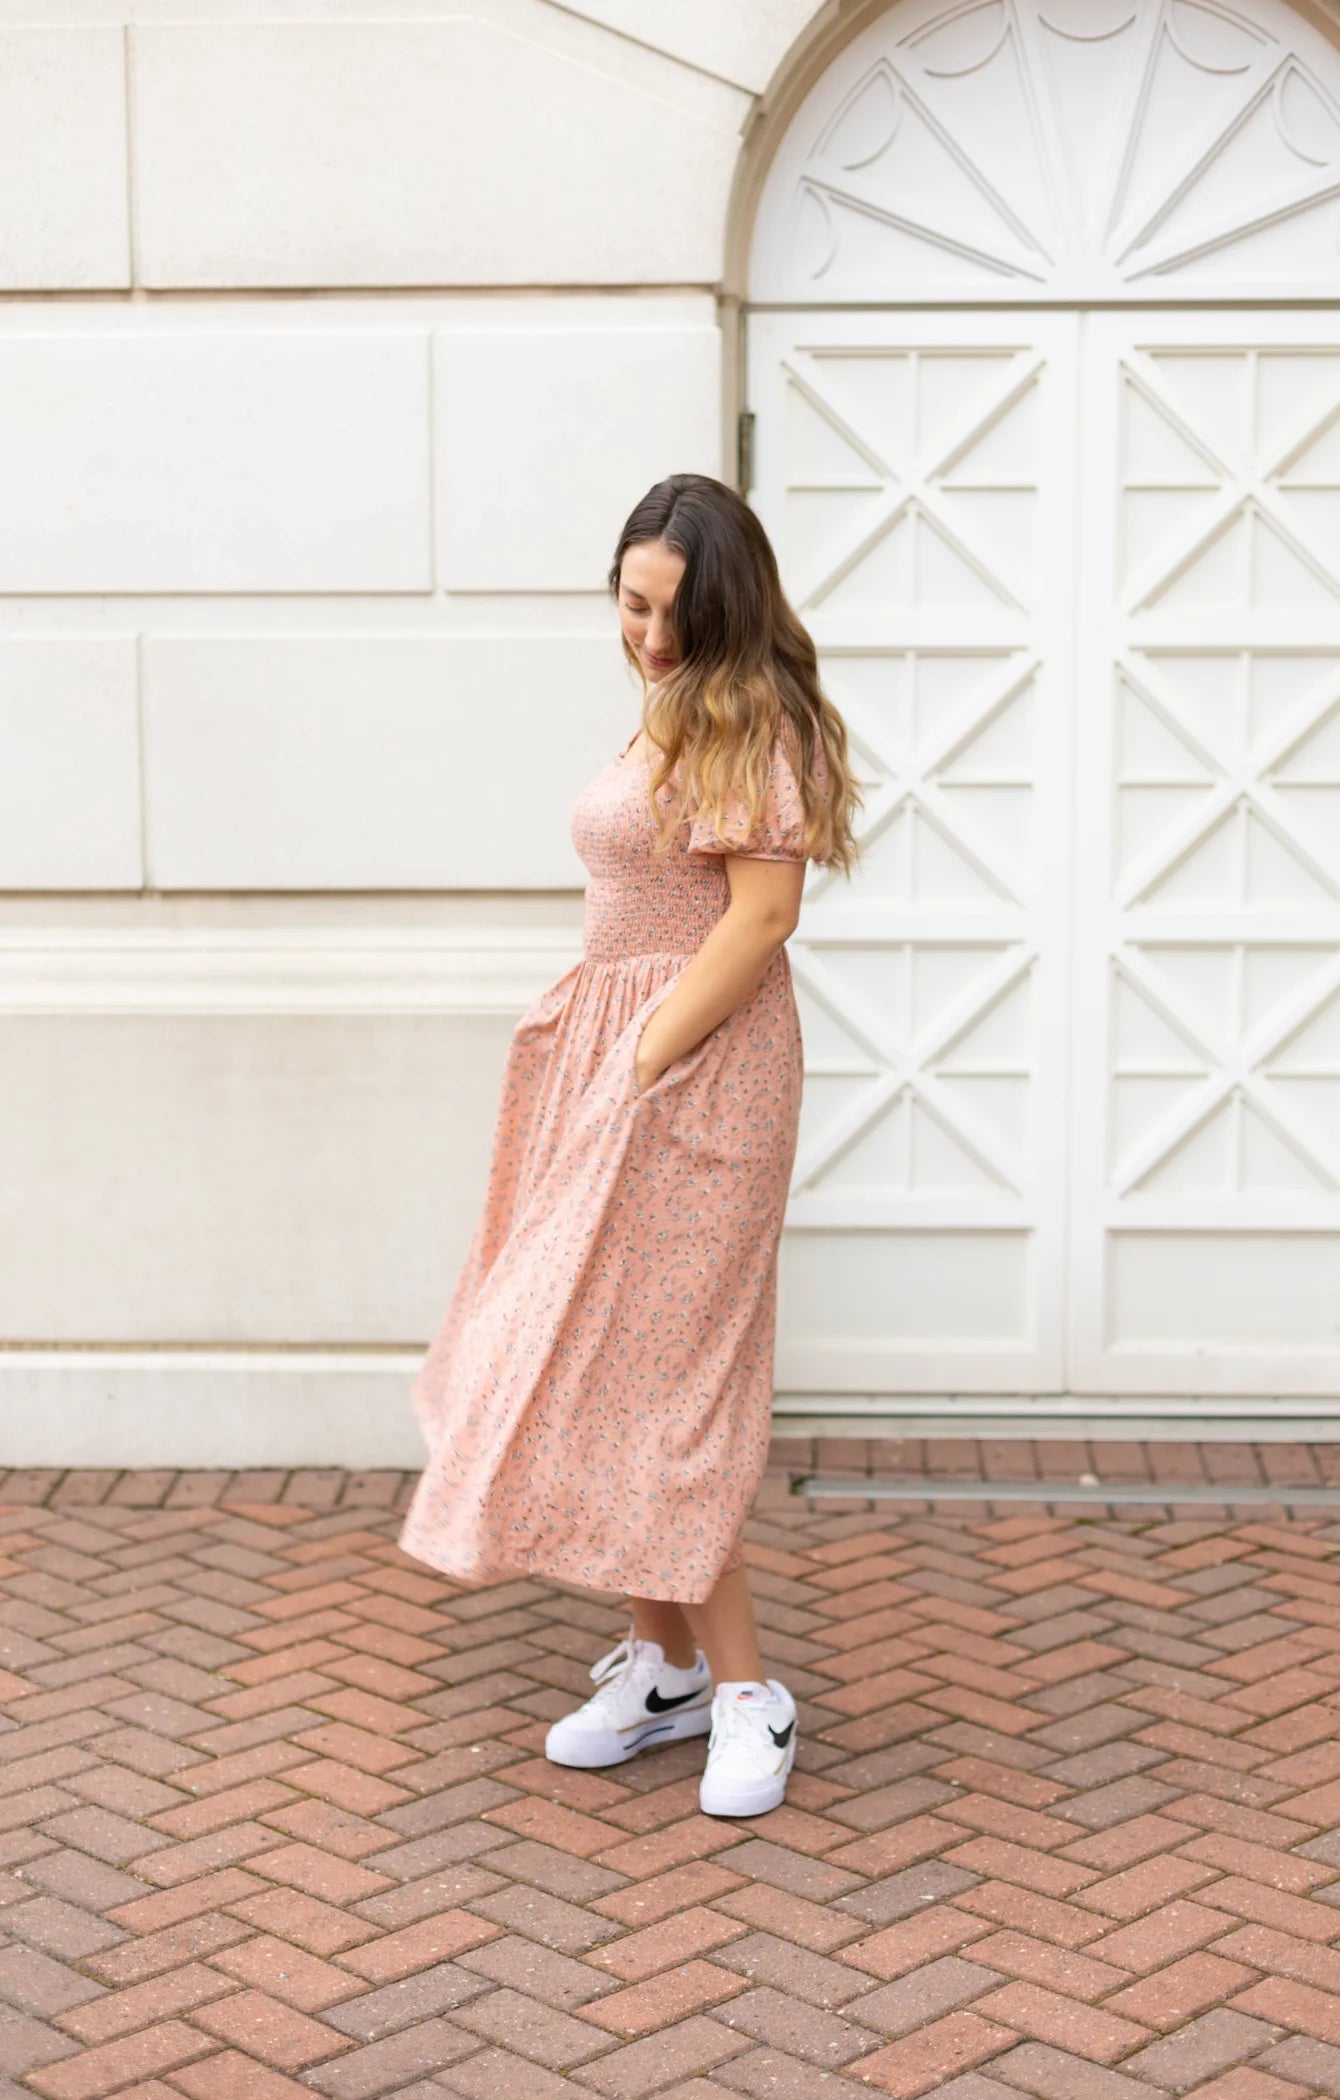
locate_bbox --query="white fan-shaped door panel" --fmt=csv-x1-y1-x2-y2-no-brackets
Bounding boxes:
751,0,1340,305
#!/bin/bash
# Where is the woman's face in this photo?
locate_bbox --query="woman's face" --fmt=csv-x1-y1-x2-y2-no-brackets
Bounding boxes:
617,539,686,682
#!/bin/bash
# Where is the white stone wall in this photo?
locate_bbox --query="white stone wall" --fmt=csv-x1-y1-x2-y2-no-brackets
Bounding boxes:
0,0,824,1463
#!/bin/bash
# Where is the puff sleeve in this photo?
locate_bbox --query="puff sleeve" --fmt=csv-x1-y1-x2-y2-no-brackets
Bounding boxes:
686,735,817,862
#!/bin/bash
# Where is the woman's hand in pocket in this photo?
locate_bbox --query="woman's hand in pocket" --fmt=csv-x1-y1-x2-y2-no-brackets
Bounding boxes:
633,1039,663,1095
633,1016,671,1096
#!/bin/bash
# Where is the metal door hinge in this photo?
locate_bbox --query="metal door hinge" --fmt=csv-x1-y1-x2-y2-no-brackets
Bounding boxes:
737,409,755,496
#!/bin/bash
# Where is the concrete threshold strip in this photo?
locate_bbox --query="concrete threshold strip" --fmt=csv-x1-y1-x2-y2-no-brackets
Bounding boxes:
799,1475,1340,1509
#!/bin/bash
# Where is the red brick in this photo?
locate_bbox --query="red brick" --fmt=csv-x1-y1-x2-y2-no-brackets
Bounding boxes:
709,1883,867,1953
972,1978,1152,2061
335,1908,501,1980
812,1669,939,1718
207,1932,368,2011
953,1881,1108,1947
253,1579,366,1620
23,2020,218,2099
288,1720,417,1774
481,1795,622,1857
735,1803,852,1856
488,1757,631,1813
823,1814,958,1877
1077,1567,1190,1609
224,1885,379,1954
1107,1952,1259,2032
302,1685,424,1738
188,1988,354,2069
1088,1901,1244,1973
171,2047,321,2098
243,1841,392,1904
1265,1774,1340,1826
1177,1832,1335,1894
319,1652,439,1701
846,2009,1017,2096
1062,1813,1200,1872
54,1963,235,2044
135,1823,282,1887
577,1958,747,2037
837,1906,995,1981
106,1868,268,1933
202,1671,339,1723
253,1795,390,1859
223,1641,348,1687
931,1755,1069,1808
572,2012,745,2093
1182,2072,1312,2100
595,1816,746,1879
1133,1721,1265,1770
1259,1740,1340,1787
1210,1923,1340,1996
177,1744,314,1796
1229,1976,1340,2045
906,1684,1039,1737
1073,1854,1219,1919
1016,1642,1127,1686
942,1837,1097,1898
591,1861,749,1926
968,1930,1132,2001
82,1914,253,1986
277,1758,411,1817
450,1986,619,2069
1221,1669,1340,1720
10,1482,1340,2100
935,1793,1080,1851
585,1907,749,1981
991,1557,1087,1596
1197,1875,1340,1941
147,1778,296,1838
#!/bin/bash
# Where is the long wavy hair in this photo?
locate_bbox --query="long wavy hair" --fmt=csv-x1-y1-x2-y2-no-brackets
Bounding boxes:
608,474,863,876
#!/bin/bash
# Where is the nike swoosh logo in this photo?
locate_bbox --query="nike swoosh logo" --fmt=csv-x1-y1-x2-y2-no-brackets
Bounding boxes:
645,1686,702,1713
769,1720,795,1747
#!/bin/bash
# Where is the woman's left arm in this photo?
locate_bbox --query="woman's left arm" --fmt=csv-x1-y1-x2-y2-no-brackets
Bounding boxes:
633,857,806,1092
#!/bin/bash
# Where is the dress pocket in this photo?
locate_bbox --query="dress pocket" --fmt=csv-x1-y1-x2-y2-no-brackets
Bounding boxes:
629,970,725,1104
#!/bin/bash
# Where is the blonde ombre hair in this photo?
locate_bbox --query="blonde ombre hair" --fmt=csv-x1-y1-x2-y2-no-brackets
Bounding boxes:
608,474,864,877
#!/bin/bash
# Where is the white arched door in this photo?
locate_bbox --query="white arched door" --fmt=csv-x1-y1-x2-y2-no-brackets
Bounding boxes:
751,0,1340,1407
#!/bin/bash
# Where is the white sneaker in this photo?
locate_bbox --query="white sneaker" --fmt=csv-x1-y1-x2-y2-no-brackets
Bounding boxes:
699,1678,798,1818
544,1625,713,1769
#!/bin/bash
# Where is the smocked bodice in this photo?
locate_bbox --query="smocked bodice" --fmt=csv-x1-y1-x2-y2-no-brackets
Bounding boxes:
572,754,732,959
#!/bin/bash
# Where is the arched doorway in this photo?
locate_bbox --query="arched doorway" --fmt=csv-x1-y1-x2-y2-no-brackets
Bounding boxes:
744,0,1340,1417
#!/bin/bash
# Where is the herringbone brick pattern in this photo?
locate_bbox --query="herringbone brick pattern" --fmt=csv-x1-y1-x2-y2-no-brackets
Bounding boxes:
1,1454,1339,2099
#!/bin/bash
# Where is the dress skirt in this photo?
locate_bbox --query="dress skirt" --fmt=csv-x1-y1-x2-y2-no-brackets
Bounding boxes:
398,733,813,1604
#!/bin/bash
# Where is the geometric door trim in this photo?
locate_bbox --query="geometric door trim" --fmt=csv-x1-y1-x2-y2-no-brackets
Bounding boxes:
1070,309,1340,1395
748,305,1340,1402
748,308,1081,1397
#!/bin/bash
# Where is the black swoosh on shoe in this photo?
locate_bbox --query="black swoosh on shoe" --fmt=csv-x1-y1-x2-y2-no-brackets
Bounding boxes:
769,1720,795,1747
645,1686,702,1713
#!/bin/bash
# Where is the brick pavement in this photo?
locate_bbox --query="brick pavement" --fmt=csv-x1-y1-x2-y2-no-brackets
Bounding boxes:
0,1446,1338,2099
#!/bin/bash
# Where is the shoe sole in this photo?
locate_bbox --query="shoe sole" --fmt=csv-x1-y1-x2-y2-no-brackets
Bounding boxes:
699,1771,791,1816
545,1700,712,1769
699,1736,798,1818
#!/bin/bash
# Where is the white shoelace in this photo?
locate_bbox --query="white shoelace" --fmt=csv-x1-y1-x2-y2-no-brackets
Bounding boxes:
584,1632,687,1717
710,1689,782,1764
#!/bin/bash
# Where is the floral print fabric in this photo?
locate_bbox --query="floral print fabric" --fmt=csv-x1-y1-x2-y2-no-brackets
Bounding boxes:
398,732,815,1604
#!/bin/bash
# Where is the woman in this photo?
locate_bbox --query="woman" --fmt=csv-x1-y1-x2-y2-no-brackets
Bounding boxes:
400,473,861,1817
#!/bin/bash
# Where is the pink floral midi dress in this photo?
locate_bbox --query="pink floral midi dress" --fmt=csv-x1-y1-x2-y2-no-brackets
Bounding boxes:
399,725,819,1605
